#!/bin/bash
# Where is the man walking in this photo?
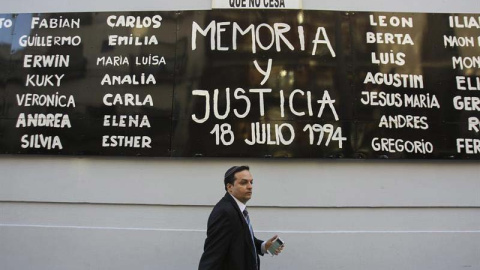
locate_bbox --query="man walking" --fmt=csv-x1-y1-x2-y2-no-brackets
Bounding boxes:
199,165,283,270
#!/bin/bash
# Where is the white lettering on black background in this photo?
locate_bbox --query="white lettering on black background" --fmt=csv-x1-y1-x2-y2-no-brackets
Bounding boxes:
0,10,478,158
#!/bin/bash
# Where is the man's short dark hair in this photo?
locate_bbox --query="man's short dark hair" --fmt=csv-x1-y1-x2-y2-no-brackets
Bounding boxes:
224,165,250,191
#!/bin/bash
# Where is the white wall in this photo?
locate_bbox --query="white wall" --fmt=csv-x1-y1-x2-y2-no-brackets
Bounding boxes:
1,1,480,270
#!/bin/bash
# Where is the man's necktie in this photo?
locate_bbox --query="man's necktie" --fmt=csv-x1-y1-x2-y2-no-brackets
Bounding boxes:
243,209,258,269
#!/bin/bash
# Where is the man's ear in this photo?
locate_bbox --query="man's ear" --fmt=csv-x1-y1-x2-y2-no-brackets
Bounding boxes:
226,183,233,192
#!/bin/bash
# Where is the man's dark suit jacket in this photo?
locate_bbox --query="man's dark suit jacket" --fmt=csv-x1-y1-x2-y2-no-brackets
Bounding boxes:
199,193,263,270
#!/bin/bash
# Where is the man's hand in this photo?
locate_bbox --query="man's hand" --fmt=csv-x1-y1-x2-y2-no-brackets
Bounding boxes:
265,235,284,255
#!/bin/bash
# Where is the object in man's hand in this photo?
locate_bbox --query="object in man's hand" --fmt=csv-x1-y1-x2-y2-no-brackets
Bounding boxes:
267,237,284,255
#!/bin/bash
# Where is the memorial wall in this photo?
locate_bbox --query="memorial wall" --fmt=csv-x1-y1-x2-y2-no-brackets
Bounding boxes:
0,11,479,158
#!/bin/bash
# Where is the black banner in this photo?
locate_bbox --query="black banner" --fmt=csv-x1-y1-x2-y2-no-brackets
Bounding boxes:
0,11,479,159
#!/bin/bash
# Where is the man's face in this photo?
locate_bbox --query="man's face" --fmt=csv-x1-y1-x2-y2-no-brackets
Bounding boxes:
227,170,253,204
